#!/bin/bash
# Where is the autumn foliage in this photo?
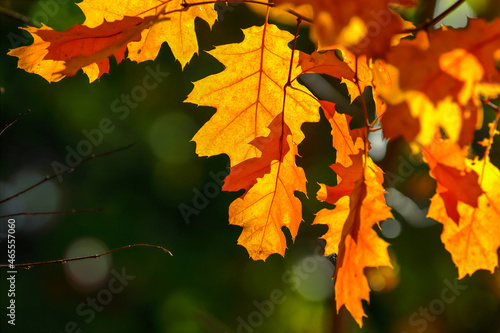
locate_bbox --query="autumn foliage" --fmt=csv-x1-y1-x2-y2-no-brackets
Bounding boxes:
8,0,500,326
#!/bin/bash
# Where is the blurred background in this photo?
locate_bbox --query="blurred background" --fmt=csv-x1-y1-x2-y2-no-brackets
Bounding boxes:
1,0,499,332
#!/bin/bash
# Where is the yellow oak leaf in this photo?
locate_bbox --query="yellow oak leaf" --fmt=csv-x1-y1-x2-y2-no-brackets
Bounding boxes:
186,23,320,166
228,138,306,260
186,22,319,260
77,0,217,68
428,155,500,278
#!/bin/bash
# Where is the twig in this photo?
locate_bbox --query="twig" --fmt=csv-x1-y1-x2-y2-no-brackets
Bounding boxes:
0,142,137,205
0,110,31,136
0,244,173,269
0,208,103,219
0,6,37,27
405,0,466,34
174,0,313,23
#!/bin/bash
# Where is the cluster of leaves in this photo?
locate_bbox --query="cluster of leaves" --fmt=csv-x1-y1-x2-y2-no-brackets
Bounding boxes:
8,0,500,326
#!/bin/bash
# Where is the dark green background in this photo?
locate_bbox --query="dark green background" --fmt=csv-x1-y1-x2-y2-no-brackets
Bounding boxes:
1,1,500,332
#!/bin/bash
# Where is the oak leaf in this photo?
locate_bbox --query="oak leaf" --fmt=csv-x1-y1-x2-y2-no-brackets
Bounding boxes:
314,151,392,327
379,18,500,146
313,110,391,326
275,0,414,58
318,100,363,167
8,16,158,83
222,112,291,193
186,23,320,260
76,0,217,68
428,154,500,278
423,139,484,224
228,139,306,260
186,23,320,166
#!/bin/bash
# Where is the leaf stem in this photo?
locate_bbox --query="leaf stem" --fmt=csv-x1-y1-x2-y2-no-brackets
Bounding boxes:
354,56,370,158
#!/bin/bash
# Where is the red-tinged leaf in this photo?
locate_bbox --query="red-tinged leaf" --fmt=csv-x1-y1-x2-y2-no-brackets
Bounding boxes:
423,139,484,224
8,16,158,82
428,156,500,278
298,50,355,81
77,0,217,68
186,22,320,260
378,18,500,146
319,100,363,167
186,23,319,166
386,19,500,104
314,152,393,326
228,140,306,261
319,153,364,204
380,102,420,141
336,47,373,103
275,0,413,58
222,112,291,193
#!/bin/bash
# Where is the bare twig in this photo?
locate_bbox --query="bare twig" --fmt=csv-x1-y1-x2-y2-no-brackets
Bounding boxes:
0,244,173,269
0,143,137,205
0,6,37,27
0,110,31,136
0,208,103,219
405,0,466,34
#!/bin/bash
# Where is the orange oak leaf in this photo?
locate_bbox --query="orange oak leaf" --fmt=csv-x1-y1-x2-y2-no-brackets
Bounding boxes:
228,139,306,260
336,46,373,103
8,16,158,83
379,18,500,146
185,22,320,260
314,151,392,326
423,139,484,224
222,112,291,193
76,0,217,68
275,0,414,58
428,154,500,278
298,47,371,103
379,101,420,141
298,50,355,81
318,100,364,167
386,19,500,104
312,110,391,326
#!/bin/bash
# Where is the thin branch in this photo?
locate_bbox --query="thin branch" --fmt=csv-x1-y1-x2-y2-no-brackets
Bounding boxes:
0,142,137,205
0,244,173,269
483,100,500,113
286,16,302,87
0,110,31,136
405,0,466,34
175,0,314,23
0,6,37,27
354,55,370,171
0,208,103,219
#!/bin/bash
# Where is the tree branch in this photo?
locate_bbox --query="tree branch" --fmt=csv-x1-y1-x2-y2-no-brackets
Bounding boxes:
0,6,37,27
0,143,137,205
0,110,31,136
405,0,466,34
0,208,103,219
0,244,173,269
